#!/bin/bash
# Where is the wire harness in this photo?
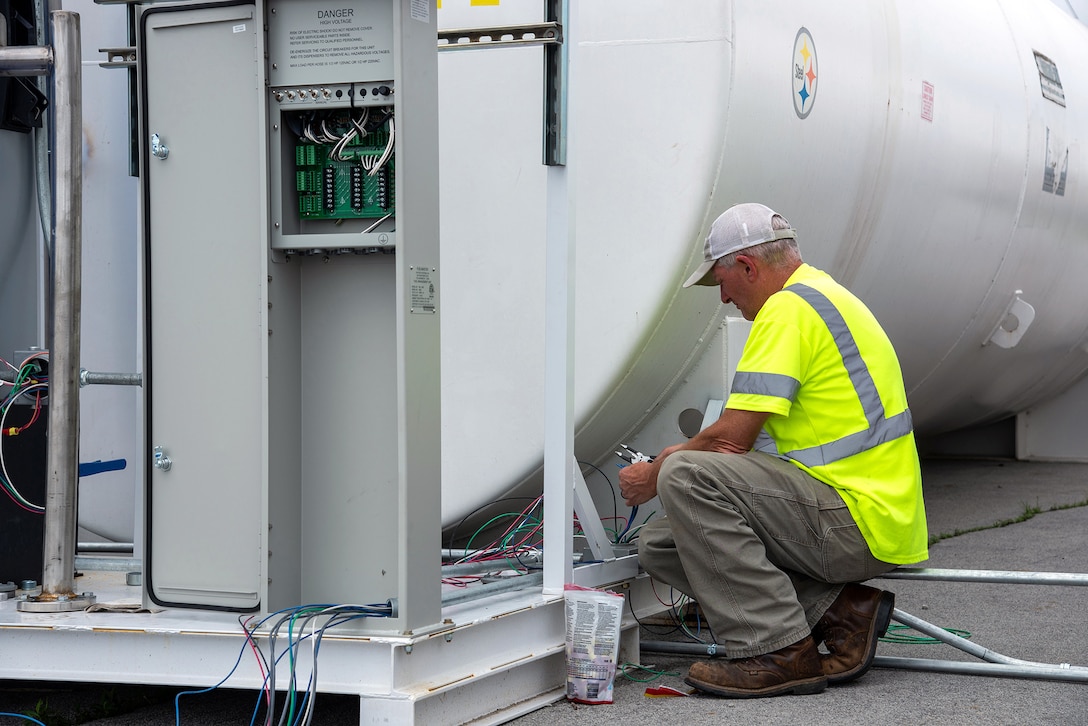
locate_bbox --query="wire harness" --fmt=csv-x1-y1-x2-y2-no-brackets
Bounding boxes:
0,354,48,513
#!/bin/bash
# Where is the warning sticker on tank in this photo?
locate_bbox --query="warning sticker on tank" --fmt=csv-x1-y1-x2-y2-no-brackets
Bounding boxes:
1034,51,1065,108
921,81,935,123
1042,126,1069,197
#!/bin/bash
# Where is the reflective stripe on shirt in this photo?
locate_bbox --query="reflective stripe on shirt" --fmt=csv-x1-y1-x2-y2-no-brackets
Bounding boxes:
731,371,800,400
775,283,914,468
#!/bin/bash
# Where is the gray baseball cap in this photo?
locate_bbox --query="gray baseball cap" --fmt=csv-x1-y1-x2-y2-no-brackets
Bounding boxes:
683,203,796,287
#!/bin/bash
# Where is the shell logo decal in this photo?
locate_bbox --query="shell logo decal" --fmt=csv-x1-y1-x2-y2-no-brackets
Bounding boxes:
793,27,818,119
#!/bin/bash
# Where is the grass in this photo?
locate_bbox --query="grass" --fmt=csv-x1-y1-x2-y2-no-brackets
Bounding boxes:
929,496,1088,546
1,683,176,726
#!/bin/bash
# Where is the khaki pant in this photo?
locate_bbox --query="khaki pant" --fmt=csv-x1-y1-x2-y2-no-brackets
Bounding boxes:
639,450,895,659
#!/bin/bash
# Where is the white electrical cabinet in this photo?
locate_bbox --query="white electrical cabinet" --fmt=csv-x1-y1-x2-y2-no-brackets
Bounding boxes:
141,2,267,611
140,0,441,633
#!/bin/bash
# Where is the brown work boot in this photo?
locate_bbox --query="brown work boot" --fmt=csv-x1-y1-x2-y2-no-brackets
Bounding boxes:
684,635,827,698
813,583,895,684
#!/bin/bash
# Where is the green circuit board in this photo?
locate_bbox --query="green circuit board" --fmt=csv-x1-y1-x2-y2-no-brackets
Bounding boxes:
295,121,394,220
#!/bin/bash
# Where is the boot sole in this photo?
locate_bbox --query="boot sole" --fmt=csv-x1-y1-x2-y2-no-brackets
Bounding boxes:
827,590,895,685
685,674,827,698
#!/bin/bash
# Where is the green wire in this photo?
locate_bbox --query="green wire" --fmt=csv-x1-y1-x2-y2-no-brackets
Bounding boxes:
461,512,525,557
619,663,680,682
880,623,972,644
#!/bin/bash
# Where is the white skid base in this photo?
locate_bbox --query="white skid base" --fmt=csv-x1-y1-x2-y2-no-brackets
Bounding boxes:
0,570,650,725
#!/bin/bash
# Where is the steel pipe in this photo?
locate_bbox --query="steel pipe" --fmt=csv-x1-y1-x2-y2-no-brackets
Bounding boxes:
0,45,53,76
641,640,722,658
441,560,512,577
872,656,1088,683
2,369,143,386
890,608,1088,671
74,556,140,572
41,10,82,600
441,571,544,607
79,370,143,387
77,541,135,554
643,606,1088,686
881,567,1088,587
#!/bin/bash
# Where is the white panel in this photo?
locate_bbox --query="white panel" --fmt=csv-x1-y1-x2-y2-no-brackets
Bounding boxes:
75,0,141,545
1016,373,1088,461
143,2,266,609
299,255,399,605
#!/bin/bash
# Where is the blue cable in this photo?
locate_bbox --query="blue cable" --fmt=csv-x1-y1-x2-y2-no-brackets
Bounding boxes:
0,714,46,726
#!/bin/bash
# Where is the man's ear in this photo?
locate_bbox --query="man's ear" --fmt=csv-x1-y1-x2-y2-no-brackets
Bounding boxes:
735,254,757,280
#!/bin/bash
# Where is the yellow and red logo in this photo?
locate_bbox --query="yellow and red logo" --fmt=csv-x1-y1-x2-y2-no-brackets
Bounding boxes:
792,27,817,119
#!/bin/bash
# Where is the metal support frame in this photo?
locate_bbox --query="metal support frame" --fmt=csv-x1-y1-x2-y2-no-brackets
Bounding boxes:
871,567,1088,682
642,567,1088,684
573,458,616,561
875,607,1088,682
0,10,95,614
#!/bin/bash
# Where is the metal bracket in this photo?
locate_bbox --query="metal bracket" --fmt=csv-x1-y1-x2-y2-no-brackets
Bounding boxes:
435,8,568,167
572,457,616,562
437,22,561,51
542,0,568,166
100,46,136,69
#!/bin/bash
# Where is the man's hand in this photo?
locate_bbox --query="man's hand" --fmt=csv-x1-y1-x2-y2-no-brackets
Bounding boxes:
618,461,657,507
615,409,770,508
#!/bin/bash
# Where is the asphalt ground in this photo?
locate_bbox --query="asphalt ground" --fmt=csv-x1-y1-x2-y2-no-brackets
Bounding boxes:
1,458,1086,725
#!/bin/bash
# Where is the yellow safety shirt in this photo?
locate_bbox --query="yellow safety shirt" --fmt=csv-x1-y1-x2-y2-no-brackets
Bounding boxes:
726,263,928,564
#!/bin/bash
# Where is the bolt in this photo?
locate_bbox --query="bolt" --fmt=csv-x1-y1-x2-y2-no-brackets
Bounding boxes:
404,645,413,654
444,633,453,643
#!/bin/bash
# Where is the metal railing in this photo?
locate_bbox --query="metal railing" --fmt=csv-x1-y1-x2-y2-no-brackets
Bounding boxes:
1,11,94,611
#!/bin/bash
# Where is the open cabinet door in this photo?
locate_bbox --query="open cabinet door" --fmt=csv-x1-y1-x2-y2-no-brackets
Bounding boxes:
141,1,267,610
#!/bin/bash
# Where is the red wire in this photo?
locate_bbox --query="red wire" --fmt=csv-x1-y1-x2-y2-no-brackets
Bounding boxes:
462,495,543,563
0,483,43,514
650,579,683,609
17,392,42,433
241,616,272,709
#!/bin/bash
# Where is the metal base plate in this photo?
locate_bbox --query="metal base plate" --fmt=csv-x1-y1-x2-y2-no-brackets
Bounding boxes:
17,593,97,612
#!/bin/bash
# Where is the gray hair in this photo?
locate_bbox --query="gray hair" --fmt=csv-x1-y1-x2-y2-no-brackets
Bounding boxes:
716,214,801,270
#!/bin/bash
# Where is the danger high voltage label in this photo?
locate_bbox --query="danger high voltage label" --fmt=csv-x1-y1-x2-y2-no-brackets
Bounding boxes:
287,23,391,69
270,0,394,76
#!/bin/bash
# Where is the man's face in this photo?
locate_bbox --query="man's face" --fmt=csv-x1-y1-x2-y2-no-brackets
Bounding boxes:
713,257,758,321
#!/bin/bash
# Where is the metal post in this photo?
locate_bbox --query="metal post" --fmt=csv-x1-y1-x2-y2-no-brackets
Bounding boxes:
19,10,95,613
541,0,573,596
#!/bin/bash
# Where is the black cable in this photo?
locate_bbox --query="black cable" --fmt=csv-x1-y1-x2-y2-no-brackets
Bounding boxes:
578,460,619,539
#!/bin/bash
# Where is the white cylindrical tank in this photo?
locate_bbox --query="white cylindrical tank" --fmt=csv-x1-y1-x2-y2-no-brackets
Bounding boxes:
436,0,1088,522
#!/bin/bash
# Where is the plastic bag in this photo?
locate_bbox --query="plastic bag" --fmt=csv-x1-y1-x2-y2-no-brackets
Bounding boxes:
563,583,624,704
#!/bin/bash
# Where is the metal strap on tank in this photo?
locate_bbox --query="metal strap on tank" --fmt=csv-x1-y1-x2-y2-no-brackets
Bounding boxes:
777,283,913,467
